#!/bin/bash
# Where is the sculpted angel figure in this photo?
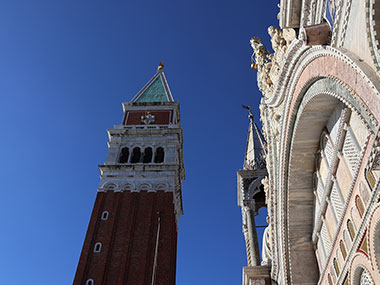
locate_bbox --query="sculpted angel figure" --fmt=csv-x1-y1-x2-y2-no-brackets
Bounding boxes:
250,37,273,97
268,26,286,56
251,26,296,100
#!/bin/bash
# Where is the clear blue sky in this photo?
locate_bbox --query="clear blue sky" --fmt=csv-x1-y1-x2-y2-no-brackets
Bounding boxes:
0,1,278,284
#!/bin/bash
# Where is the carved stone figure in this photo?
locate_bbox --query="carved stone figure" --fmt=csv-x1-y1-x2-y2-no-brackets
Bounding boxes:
251,26,292,99
261,225,272,266
282,28,297,46
250,37,273,98
268,26,286,58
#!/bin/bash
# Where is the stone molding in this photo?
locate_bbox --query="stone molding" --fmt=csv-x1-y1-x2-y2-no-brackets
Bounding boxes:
299,0,313,27
98,181,172,193
366,0,380,73
349,252,375,285
334,0,352,47
279,0,302,28
259,104,280,281
367,132,380,171
264,46,380,284
261,40,306,108
368,204,380,276
242,265,271,285
340,180,380,283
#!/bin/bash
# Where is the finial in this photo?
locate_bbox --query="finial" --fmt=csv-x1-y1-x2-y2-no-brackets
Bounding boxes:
242,105,254,121
157,62,164,72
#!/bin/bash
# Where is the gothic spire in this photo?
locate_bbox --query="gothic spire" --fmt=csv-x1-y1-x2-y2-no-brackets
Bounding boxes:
242,105,266,170
130,62,174,103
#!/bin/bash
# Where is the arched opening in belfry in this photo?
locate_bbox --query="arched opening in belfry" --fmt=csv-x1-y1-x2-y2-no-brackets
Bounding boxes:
119,147,130,163
130,147,141,163
143,147,153,163
154,147,165,163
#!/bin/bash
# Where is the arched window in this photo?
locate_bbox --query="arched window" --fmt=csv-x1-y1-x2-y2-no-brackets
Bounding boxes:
333,258,340,277
143,147,153,163
343,229,351,248
104,183,116,191
119,147,129,163
101,211,109,221
328,274,333,285
86,279,94,285
154,147,165,163
347,219,355,241
359,181,370,206
340,240,347,260
130,147,141,163
355,195,365,218
94,242,102,253
365,168,376,190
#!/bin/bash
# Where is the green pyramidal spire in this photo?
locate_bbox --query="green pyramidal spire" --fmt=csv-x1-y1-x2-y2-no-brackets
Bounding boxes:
131,62,174,103
136,75,168,102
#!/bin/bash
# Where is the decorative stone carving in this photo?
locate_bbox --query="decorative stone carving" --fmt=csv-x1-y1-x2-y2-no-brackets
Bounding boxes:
268,26,287,59
252,26,296,148
250,37,273,98
262,177,269,205
360,269,374,285
366,0,380,73
268,105,283,140
261,225,272,266
141,112,155,124
282,28,297,46
250,26,293,99
367,134,380,171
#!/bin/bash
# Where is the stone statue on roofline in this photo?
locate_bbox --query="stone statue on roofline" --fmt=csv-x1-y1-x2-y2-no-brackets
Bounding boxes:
250,37,274,98
250,26,296,99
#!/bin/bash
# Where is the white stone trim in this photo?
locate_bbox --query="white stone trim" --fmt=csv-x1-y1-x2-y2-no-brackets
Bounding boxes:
366,0,380,73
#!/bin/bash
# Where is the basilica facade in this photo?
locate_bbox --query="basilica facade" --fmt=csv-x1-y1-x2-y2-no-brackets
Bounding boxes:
240,0,380,284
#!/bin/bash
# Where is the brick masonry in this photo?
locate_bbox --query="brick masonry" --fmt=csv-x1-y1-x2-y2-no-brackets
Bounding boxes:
73,190,177,285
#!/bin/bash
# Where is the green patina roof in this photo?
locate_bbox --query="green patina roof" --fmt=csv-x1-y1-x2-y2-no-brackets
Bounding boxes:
135,75,169,102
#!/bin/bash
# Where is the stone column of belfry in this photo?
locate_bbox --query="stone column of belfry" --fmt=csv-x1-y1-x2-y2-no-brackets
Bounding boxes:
73,64,185,285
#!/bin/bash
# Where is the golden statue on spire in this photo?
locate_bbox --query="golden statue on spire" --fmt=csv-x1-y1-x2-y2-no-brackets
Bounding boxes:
157,61,164,71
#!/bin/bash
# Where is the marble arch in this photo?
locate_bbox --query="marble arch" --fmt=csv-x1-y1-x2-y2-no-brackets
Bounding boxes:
274,47,380,284
242,2,380,285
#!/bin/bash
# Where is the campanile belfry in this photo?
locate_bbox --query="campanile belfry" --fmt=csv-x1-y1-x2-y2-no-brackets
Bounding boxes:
74,63,185,285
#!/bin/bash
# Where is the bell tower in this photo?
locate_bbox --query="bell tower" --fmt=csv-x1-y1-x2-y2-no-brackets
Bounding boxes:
74,63,185,285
